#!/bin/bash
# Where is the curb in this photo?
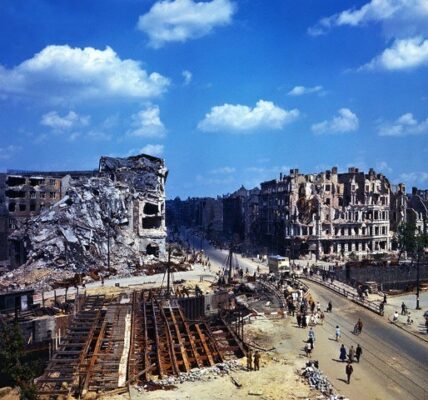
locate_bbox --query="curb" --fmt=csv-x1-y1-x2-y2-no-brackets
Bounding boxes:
389,319,428,344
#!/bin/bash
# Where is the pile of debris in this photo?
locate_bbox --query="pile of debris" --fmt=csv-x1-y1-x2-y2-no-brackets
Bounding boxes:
143,361,244,389
301,361,348,400
2,155,168,289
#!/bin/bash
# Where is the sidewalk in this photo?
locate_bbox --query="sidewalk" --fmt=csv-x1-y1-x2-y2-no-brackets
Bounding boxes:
384,292,428,341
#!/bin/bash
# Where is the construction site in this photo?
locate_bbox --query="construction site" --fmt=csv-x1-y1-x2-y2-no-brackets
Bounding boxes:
0,239,332,400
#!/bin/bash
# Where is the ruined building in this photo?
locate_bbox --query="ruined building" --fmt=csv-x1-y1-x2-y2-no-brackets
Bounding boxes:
169,167,426,260
261,167,392,259
390,184,428,237
0,154,167,278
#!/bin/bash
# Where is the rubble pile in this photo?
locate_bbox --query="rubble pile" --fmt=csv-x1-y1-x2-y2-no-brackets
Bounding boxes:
2,155,168,288
301,361,348,400
145,361,244,388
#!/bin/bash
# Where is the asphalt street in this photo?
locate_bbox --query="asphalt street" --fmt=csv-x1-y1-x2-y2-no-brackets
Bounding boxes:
299,280,428,400
185,233,428,400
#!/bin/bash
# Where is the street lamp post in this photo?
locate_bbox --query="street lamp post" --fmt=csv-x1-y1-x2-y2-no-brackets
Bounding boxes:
416,250,421,310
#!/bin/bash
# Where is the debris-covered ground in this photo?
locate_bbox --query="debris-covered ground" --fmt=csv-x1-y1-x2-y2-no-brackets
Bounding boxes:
133,317,339,400
1,155,169,290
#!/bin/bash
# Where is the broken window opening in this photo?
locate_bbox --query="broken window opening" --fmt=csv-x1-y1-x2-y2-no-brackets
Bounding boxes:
146,244,159,256
8,203,16,212
19,204,26,212
5,190,26,199
29,178,44,186
143,202,159,215
30,202,36,212
6,176,26,186
142,216,162,229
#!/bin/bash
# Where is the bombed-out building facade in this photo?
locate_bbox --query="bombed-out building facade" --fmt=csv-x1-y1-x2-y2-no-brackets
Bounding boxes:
168,166,427,260
267,167,392,259
0,154,167,272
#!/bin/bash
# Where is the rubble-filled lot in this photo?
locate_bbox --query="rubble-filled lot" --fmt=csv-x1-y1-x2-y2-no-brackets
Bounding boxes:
1,155,168,290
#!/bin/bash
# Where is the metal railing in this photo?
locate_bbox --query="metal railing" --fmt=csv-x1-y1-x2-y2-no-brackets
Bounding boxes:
301,274,384,315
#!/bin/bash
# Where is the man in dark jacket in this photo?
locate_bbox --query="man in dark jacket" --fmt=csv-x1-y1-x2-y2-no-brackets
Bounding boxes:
356,344,363,362
346,362,354,384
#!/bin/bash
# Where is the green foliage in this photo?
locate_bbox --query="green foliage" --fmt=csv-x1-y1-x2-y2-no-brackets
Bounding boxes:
396,222,428,261
0,322,38,400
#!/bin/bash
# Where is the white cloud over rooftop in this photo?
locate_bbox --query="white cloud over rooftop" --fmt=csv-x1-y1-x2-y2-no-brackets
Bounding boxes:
312,108,359,134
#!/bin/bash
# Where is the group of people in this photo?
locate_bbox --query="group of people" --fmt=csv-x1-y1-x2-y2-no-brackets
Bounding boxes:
302,299,365,386
246,349,261,371
339,343,363,363
340,344,363,384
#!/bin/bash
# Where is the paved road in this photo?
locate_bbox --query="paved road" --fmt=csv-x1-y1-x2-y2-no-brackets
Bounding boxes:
184,236,428,399
303,280,428,400
184,230,268,276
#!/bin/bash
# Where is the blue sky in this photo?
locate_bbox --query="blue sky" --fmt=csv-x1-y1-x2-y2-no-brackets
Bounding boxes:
0,0,427,198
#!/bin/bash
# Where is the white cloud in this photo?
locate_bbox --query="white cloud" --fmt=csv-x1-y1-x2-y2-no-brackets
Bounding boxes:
40,111,90,131
309,0,428,37
198,100,299,133
195,174,234,186
182,70,192,85
139,144,164,157
376,161,393,173
209,166,235,174
377,112,428,136
398,171,428,184
137,0,236,48
0,145,21,160
288,85,323,96
361,36,428,70
312,108,359,134
0,45,169,102
128,105,167,138
87,130,113,141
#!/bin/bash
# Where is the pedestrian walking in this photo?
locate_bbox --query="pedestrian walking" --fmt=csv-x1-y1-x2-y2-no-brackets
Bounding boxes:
247,349,253,371
355,344,362,363
339,344,347,362
401,302,406,315
302,313,308,328
319,311,325,325
254,351,261,371
335,325,341,341
348,345,355,363
316,301,321,312
307,336,314,350
296,312,302,328
383,294,387,304
308,327,315,346
327,301,332,312
311,301,316,314
346,362,354,384
305,342,312,357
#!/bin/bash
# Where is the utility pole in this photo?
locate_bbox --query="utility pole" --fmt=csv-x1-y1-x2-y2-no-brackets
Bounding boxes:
228,245,233,284
416,248,421,310
167,245,171,298
315,202,321,263
107,209,111,271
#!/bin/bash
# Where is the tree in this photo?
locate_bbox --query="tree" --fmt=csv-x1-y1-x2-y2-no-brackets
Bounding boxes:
395,221,418,262
0,322,38,400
